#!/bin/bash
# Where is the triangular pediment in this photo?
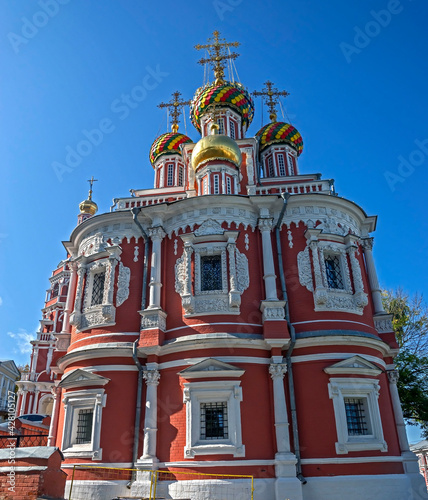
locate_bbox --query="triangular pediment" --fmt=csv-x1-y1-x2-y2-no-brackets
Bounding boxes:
59,369,110,389
0,360,20,378
324,355,382,376
194,219,224,236
179,358,245,379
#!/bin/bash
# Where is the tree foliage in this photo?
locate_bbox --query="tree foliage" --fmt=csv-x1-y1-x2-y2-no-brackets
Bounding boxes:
382,289,428,438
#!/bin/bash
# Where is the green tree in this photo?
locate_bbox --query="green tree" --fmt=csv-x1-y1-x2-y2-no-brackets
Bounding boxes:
383,289,428,438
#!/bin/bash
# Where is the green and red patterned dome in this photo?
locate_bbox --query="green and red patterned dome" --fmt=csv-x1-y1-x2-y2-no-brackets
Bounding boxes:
190,81,254,133
256,121,303,156
149,131,192,165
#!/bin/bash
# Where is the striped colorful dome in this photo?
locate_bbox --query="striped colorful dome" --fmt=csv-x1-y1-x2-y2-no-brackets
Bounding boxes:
149,132,192,165
256,122,304,156
190,81,254,133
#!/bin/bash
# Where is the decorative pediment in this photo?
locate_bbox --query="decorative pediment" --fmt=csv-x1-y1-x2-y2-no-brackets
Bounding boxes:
59,369,110,389
324,356,382,376
194,219,224,236
179,358,245,379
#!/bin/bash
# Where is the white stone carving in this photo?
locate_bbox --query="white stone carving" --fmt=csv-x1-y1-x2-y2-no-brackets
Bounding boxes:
194,219,224,236
79,232,107,257
235,249,249,294
143,369,160,386
174,239,178,255
373,314,394,333
140,308,167,331
244,233,249,251
287,230,293,248
297,246,314,292
269,363,287,379
134,246,139,262
174,254,186,296
116,262,131,307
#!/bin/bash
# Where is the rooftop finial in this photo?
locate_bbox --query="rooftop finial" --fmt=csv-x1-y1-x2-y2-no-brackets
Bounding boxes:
253,80,290,122
158,91,191,133
87,176,98,201
195,30,240,85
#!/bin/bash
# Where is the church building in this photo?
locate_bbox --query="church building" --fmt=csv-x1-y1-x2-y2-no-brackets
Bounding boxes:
15,31,427,500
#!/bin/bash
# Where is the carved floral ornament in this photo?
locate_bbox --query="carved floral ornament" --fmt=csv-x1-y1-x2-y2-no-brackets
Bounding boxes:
69,245,131,332
297,233,368,315
174,220,250,316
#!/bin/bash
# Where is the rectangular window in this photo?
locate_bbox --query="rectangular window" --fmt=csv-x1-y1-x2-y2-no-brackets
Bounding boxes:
217,118,224,135
167,164,174,186
226,177,232,194
200,402,228,440
178,166,184,186
213,175,220,194
75,409,93,444
91,272,105,305
229,121,235,139
278,154,286,176
267,156,275,177
344,398,369,436
325,255,344,290
287,154,295,175
201,255,222,291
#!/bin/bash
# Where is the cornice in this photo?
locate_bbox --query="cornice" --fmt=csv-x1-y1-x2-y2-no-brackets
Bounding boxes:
293,334,391,357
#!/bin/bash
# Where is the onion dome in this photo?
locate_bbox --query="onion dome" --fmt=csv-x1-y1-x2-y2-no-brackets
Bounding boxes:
79,197,98,216
149,130,192,166
192,123,242,171
190,81,254,133
256,121,304,156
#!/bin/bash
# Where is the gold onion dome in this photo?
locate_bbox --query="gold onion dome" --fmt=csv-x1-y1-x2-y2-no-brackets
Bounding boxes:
191,123,242,171
79,197,98,215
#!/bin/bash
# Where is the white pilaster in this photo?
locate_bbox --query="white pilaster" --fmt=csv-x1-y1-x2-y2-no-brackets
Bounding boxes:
362,238,385,314
148,227,166,309
48,386,61,446
141,369,160,463
269,362,290,454
258,217,278,301
32,389,40,413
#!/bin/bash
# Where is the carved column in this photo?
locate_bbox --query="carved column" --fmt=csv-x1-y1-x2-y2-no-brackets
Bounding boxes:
387,370,410,453
258,218,278,301
362,238,384,314
19,388,27,415
47,386,61,446
347,244,368,308
227,240,240,307
309,240,327,306
141,369,160,461
70,263,86,330
30,346,39,379
148,227,166,309
269,363,291,454
32,389,40,413
221,168,226,193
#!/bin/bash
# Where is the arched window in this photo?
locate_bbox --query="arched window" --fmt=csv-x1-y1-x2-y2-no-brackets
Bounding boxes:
50,283,59,299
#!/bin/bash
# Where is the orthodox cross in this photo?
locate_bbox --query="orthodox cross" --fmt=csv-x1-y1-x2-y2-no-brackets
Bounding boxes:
195,30,240,84
158,91,191,133
87,176,98,200
253,81,290,122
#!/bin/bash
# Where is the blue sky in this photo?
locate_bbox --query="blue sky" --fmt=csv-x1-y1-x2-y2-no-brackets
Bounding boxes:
0,1,427,440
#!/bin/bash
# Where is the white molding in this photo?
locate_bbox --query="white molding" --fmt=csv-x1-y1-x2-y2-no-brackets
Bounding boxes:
83,365,139,372
301,456,403,465
163,459,275,467
291,319,373,327
183,380,245,458
324,356,382,376
291,352,386,368
166,322,261,333
328,377,388,454
70,332,139,346
159,356,270,371
294,336,391,357
179,358,245,379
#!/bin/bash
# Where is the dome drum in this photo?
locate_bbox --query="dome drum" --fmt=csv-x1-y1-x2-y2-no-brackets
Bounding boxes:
195,164,239,195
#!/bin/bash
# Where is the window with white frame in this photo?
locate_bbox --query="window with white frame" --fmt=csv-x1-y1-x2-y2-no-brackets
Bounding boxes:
229,120,236,139
213,174,220,194
287,153,295,175
267,156,275,177
324,254,344,290
200,255,223,291
226,176,232,194
183,380,245,458
178,166,184,186
61,389,106,460
91,271,106,305
278,154,286,176
328,378,387,454
217,118,225,135
167,164,174,186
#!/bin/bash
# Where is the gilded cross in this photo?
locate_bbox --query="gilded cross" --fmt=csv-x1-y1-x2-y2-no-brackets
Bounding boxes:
87,176,98,200
253,81,290,122
195,30,240,84
158,91,191,133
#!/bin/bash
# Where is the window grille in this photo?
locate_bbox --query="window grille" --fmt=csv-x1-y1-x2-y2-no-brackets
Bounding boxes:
178,166,184,186
230,120,235,139
217,118,224,135
75,409,93,444
287,154,295,175
267,156,275,177
201,255,222,291
51,282,59,298
91,272,105,305
213,175,220,194
325,255,344,289
226,177,232,194
200,402,228,440
344,398,369,436
278,154,286,176
167,164,174,186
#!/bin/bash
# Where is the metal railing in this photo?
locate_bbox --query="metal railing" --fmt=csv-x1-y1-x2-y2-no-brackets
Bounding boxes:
0,434,48,448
